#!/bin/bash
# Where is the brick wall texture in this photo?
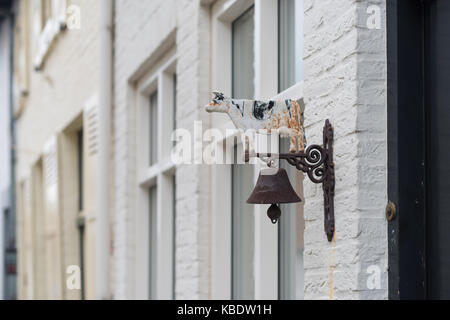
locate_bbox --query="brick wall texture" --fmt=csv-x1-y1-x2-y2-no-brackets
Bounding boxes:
302,0,387,299
113,0,212,299
14,0,388,300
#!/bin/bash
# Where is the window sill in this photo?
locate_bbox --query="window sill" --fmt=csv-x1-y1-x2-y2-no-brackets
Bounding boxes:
272,81,304,101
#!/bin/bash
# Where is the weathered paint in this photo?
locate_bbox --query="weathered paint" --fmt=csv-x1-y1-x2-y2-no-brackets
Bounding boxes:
205,92,307,152
328,232,336,300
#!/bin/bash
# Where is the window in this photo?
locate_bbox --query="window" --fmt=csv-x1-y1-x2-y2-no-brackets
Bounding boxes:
232,7,255,99
211,0,280,300
277,0,305,300
149,92,158,166
148,186,157,299
211,0,305,300
135,50,177,299
279,140,304,300
232,148,255,300
76,129,85,300
34,0,67,70
231,7,256,299
77,130,83,212
278,0,304,91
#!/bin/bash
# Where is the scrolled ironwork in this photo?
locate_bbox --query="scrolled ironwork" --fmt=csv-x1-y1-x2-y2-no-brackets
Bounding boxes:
280,144,326,184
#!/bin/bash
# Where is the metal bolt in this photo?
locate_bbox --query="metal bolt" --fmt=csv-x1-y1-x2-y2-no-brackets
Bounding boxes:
386,201,396,221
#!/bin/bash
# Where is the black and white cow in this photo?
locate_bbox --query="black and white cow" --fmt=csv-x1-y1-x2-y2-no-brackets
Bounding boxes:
205,92,306,152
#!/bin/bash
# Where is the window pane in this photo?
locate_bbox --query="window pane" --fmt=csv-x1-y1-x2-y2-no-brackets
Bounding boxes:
76,129,85,299
232,158,255,299
149,186,157,299
231,7,255,299
77,130,83,212
279,138,304,300
279,0,304,91
173,74,177,130
149,91,158,166
173,75,177,147
232,6,255,99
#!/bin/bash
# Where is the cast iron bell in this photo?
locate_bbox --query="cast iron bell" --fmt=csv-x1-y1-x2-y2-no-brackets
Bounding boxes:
247,168,301,224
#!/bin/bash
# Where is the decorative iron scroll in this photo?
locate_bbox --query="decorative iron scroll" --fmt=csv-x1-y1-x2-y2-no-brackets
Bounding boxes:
245,120,335,242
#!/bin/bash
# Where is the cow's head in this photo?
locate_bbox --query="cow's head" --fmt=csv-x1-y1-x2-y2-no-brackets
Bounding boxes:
205,91,230,113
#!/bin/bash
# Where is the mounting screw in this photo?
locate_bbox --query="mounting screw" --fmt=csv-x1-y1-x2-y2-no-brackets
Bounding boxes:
386,201,396,222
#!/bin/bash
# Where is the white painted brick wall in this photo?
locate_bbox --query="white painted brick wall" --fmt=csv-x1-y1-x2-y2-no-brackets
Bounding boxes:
303,0,387,299
15,0,100,300
114,0,388,300
113,0,211,299
17,0,100,180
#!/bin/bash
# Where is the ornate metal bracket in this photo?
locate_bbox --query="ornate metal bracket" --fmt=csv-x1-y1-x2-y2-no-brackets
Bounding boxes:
245,120,335,242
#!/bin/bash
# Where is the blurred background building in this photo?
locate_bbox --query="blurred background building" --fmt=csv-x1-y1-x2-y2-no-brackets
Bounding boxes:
16,0,450,301
12,0,102,300
4,0,450,302
0,0,16,301
4,0,389,301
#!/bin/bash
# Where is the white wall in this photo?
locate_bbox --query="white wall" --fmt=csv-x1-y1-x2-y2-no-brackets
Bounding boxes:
14,0,101,300
303,0,388,299
113,0,389,300
113,0,211,299
16,0,100,181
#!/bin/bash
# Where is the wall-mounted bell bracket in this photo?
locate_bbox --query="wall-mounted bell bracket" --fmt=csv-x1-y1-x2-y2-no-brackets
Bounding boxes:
245,120,335,242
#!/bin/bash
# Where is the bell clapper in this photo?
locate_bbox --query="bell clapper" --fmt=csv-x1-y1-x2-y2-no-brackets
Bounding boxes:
267,204,281,224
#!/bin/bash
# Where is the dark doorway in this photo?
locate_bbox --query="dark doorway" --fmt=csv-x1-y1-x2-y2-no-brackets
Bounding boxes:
424,0,450,299
388,0,450,299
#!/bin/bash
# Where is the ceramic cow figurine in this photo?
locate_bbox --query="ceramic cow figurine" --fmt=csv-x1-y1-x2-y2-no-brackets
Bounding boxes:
205,92,306,153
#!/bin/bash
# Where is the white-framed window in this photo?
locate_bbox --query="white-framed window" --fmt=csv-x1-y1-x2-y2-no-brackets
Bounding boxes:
210,0,304,300
135,48,177,300
278,0,304,92
277,0,305,300
231,5,256,300
34,0,67,70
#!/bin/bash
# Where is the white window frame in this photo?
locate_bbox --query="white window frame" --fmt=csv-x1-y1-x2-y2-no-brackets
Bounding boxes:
34,0,67,70
273,0,305,301
134,48,177,300
210,0,304,300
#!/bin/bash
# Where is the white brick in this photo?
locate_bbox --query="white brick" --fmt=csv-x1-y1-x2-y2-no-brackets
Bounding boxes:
303,0,388,300
113,0,211,299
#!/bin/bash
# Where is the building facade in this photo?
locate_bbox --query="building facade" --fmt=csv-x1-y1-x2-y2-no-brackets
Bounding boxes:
10,0,389,301
111,0,388,300
13,0,103,300
12,0,450,301
12,0,389,301
0,0,15,300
